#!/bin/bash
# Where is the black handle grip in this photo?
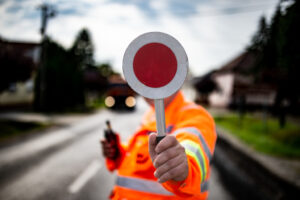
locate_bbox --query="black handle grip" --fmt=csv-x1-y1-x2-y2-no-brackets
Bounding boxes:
156,136,165,144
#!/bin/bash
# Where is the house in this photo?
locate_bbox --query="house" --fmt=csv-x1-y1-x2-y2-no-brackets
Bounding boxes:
194,51,277,109
0,37,40,109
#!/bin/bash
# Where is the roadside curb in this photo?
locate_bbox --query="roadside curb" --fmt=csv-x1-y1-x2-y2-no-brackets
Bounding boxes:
214,126,300,200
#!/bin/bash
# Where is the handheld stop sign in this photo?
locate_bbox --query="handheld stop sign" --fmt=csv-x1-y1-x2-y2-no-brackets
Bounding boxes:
123,32,188,143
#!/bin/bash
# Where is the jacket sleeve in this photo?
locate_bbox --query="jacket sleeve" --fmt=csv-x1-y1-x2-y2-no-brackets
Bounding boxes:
105,129,148,171
162,106,217,197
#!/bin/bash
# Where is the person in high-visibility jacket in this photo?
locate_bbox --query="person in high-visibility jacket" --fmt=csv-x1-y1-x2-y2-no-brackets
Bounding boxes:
101,91,217,200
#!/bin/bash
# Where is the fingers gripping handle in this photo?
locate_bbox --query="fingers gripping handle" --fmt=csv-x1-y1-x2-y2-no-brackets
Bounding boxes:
155,99,166,144
156,136,165,144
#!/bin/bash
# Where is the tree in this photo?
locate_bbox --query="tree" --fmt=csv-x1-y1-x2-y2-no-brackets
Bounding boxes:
34,28,109,111
248,16,269,52
263,1,300,115
34,37,85,111
247,0,300,123
98,63,115,78
70,28,94,68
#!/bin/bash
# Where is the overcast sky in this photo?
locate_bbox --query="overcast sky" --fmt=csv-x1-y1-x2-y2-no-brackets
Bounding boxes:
0,0,279,76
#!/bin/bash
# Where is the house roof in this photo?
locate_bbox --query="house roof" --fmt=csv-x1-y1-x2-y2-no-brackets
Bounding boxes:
217,51,257,74
0,37,40,51
0,37,41,65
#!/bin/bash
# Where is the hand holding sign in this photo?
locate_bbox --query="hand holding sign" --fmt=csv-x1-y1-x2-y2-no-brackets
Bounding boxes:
148,133,189,183
123,32,188,143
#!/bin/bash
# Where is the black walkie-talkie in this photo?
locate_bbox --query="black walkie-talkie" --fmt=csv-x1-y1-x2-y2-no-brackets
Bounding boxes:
104,120,119,160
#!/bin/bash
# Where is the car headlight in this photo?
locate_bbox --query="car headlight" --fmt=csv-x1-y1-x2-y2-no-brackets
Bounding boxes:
105,96,115,107
125,96,136,107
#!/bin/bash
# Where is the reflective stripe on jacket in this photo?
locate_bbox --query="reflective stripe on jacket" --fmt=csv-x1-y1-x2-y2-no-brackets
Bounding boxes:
105,91,217,200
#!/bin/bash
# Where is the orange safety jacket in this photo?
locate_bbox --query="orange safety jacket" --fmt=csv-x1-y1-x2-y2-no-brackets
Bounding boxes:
105,91,217,200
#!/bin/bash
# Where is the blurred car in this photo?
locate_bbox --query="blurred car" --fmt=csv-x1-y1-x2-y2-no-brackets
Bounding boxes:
105,80,136,111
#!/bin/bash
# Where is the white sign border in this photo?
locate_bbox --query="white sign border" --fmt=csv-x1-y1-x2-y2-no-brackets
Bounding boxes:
123,32,188,99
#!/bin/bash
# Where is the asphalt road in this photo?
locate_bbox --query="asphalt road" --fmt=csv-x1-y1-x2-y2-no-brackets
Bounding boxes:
0,98,234,200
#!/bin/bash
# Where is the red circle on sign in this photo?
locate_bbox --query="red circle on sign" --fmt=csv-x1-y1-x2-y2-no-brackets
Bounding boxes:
133,43,177,88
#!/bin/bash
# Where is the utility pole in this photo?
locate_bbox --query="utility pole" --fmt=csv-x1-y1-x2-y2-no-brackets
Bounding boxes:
39,4,56,37
37,3,57,110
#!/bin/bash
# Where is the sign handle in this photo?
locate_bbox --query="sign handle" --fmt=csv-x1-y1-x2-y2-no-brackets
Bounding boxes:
154,99,166,144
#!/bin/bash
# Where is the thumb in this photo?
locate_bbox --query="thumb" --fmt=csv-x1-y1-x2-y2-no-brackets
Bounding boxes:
148,132,157,162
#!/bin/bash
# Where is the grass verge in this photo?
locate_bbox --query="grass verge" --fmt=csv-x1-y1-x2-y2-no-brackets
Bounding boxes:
0,120,51,143
214,113,300,158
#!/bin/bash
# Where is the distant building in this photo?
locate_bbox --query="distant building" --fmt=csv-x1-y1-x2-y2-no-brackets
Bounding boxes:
0,38,40,109
194,51,277,109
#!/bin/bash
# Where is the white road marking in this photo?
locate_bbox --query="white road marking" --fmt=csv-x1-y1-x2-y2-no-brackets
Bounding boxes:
68,159,102,194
